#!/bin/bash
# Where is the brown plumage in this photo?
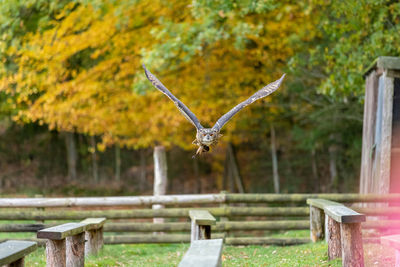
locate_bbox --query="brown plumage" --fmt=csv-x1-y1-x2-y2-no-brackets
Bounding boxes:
143,64,285,156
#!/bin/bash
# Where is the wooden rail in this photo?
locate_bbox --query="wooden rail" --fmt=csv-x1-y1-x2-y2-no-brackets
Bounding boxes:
37,218,106,267
0,240,37,267
307,199,366,267
1,193,400,208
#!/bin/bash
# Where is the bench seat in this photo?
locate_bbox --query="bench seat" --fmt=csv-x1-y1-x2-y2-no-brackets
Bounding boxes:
0,240,37,266
178,239,223,267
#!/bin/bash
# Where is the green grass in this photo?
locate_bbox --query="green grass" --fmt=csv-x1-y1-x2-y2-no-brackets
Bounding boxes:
2,229,394,266
23,241,343,267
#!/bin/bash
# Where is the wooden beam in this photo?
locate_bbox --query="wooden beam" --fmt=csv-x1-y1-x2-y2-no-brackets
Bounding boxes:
178,239,223,267
37,223,87,240
324,206,366,223
189,210,216,226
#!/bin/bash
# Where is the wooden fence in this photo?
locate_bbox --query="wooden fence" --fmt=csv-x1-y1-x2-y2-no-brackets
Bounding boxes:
1,193,400,245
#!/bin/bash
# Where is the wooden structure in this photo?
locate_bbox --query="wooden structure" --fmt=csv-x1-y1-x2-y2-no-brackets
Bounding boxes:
0,240,37,267
179,210,222,267
307,199,366,267
381,234,400,267
1,193,400,245
189,210,216,242
361,57,400,194
37,218,105,267
178,239,224,267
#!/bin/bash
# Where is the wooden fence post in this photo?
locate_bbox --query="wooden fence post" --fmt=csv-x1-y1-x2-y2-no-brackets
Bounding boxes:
153,146,168,226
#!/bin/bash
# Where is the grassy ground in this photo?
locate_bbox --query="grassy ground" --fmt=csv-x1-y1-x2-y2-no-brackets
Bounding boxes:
1,228,395,266
25,242,341,267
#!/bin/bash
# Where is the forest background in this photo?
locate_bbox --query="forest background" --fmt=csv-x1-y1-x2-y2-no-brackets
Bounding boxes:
0,0,399,196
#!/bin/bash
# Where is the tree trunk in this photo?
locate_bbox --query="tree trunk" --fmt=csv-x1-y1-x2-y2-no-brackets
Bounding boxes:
311,148,319,191
115,145,121,182
270,124,280,193
227,143,245,193
65,132,77,180
329,135,338,191
90,136,99,183
139,149,147,191
153,146,168,226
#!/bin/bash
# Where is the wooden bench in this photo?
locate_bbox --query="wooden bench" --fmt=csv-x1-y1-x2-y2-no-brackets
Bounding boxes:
307,199,366,267
178,239,223,267
189,210,216,242
37,217,106,267
381,235,400,267
0,240,37,267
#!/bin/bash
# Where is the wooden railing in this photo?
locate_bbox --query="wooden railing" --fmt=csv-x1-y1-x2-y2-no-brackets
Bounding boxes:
0,193,399,245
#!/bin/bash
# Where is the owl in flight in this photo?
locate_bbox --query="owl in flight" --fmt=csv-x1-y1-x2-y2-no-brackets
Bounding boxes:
143,65,285,157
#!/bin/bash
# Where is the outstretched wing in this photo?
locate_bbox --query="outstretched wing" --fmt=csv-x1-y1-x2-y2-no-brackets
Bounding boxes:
212,74,285,131
143,64,204,130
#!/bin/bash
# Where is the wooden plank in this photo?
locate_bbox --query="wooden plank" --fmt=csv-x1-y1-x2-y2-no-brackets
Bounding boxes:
189,210,216,225
377,57,400,71
360,70,379,195
178,239,223,267
80,218,106,230
379,71,394,194
0,241,37,265
324,206,366,223
37,223,87,240
364,56,400,76
306,199,343,210
381,234,400,251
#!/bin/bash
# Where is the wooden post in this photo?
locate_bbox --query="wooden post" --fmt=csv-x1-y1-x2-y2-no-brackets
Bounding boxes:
340,223,364,267
46,239,66,267
66,233,85,267
360,57,400,195
310,206,324,242
327,216,341,260
85,227,103,255
153,146,168,226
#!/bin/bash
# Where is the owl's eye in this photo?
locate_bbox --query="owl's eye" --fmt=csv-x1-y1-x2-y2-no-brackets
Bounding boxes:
202,134,206,136
210,134,213,136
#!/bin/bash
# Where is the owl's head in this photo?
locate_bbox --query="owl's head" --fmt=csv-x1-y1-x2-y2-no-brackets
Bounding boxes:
197,128,220,146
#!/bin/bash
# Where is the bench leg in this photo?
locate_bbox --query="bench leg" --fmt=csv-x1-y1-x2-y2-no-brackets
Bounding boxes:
340,223,364,267
6,257,24,267
199,225,211,240
310,206,325,242
191,222,211,243
85,227,104,255
46,239,66,267
327,216,341,260
66,233,85,267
